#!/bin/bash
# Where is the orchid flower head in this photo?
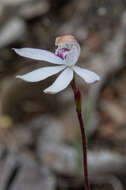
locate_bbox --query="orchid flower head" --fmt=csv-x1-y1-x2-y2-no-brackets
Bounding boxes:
13,35,100,94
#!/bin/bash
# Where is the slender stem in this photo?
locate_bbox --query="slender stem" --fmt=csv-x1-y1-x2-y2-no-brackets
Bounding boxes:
77,111,90,190
71,79,90,190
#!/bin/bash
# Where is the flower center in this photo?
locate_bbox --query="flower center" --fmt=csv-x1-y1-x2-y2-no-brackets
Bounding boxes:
55,42,80,67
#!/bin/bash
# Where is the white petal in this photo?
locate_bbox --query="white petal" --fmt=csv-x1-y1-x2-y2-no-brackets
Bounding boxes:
13,48,64,65
73,66,100,83
44,68,73,94
16,66,66,82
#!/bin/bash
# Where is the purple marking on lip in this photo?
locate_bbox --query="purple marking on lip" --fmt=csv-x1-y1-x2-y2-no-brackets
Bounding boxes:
56,48,69,60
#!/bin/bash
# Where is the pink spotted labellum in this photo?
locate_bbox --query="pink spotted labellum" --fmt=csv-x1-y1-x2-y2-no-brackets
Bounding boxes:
13,35,100,94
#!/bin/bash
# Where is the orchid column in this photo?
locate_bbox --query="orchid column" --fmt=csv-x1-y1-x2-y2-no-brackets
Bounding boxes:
13,35,100,190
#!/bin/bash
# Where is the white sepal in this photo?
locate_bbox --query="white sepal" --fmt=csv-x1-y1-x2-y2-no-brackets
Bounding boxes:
16,66,66,82
13,48,64,65
73,66,100,83
44,68,73,94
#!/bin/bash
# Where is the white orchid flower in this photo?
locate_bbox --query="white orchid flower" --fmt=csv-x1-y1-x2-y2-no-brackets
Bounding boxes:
13,35,100,94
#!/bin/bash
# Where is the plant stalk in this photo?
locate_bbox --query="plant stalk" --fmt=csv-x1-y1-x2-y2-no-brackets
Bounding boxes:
71,78,90,190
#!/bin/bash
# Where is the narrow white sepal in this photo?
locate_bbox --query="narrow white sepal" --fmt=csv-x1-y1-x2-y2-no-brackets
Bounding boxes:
13,48,64,65
16,65,66,82
44,68,73,94
73,66,100,83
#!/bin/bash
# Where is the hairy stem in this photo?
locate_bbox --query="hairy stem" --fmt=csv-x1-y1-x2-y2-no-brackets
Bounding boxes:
71,79,90,190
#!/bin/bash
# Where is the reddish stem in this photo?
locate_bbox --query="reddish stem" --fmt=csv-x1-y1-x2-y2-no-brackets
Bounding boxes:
71,79,90,190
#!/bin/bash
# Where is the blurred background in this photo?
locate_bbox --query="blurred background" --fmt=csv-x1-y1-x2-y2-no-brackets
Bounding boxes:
0,0,126,189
